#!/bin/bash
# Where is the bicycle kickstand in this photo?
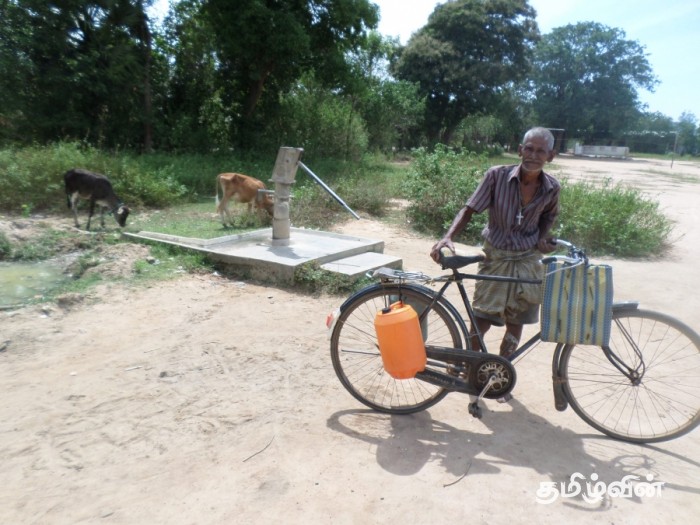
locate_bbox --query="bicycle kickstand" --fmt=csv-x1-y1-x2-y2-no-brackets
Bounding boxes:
468,375,498,419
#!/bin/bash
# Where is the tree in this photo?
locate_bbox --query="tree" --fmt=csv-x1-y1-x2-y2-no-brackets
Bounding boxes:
270,31,424,157
0,0,32,142
635,111,675,134
344,32,425,152
676,112,698,156
392,0,539,145
531,22,658,143
203,0,379,147
0,0,157,149
157,0,228,151
274,72,369,159
622,111,675,153
362,79,426,152
133,0,155,151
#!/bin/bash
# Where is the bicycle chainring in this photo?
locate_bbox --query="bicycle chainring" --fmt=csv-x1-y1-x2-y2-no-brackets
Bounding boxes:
470,357,516,398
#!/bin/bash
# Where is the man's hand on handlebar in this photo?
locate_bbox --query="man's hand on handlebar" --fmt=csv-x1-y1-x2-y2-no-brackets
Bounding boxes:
537,237,558,253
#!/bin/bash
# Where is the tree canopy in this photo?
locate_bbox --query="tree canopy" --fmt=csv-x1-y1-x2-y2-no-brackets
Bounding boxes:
392,0,539,145
530,22,658,142
203,0,378,146
0,0,154,148
0,0,696,155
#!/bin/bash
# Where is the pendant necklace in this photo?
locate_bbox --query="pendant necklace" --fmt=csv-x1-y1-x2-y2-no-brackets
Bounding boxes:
517,179,539,225
516,204,524,225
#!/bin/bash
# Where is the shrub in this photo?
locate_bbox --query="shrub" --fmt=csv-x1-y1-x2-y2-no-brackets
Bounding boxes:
554,178,673,257
0,142,188,212
9,228,70,261
0,231,10,259
400,146,672,257
290,156,399,227
274,80,369,161
401,145,491,243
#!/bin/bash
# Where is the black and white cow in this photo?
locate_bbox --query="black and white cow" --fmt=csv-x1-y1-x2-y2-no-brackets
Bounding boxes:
64,168,130,230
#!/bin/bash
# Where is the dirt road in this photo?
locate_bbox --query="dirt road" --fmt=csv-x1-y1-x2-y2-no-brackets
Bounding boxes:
1,155,698,524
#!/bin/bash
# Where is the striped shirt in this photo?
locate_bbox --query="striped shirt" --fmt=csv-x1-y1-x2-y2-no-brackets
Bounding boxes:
467,164,560,251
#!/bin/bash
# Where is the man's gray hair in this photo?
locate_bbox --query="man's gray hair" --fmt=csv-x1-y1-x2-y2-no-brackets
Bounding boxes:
523,127,555,151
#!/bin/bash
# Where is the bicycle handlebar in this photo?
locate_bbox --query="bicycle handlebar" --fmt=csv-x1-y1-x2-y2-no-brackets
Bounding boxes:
552,238,573,249
374,239,589,283
541,255,580,265
541,238,587,266
434,238,587,273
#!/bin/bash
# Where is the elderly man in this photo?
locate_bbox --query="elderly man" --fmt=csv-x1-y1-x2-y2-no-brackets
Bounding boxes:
430,127,561,361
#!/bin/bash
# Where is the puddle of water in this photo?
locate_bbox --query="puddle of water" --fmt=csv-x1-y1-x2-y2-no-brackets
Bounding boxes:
0,260,70,307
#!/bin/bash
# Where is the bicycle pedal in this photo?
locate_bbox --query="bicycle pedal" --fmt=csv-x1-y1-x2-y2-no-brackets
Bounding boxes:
468,401,483,419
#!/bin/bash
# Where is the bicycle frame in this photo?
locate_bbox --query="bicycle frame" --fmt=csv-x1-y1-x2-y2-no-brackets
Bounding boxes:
389,265,644,413
417,267,541,354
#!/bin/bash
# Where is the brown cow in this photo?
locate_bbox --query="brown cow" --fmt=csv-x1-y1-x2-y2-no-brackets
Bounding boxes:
215,172,274,226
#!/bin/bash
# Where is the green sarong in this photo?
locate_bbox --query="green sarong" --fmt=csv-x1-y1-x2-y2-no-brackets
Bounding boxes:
472,240,543,325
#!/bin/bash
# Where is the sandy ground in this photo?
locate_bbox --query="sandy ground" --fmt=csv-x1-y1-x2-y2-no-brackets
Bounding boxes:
1,155,699,524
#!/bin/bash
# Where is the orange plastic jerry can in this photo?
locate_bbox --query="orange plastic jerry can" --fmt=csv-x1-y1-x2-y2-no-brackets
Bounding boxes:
374,301,427,379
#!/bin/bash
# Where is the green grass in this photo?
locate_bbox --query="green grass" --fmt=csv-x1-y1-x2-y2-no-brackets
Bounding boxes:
0,141,679,303
487,153,520,166
293,261,374,295
40,271,105,304
126,200,268,239
131,243,212,280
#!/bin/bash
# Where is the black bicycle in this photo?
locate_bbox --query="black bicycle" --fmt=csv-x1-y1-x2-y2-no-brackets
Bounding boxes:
327,240,700,444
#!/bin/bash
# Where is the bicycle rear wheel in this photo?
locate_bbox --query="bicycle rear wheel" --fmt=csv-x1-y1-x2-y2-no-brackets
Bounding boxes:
560,308,700,443
330,284,464,414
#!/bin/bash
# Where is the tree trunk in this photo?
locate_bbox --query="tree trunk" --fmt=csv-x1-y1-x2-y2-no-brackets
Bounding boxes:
142,47,153,152
138,1,153,152
243,62,274,119
441,126,455,146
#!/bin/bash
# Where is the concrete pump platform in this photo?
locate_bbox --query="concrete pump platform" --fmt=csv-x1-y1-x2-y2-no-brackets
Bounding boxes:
124,227,402,284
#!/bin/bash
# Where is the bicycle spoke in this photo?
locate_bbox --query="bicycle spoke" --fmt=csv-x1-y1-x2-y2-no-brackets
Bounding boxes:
562,309,700,443
331,284,463,414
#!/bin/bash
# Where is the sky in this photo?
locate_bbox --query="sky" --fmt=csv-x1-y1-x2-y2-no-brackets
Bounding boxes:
148,0,699,121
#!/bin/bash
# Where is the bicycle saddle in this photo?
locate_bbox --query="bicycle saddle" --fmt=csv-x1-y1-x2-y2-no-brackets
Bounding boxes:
440,253,485,270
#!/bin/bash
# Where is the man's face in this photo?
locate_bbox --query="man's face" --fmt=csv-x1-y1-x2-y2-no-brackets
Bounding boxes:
518,136,555,175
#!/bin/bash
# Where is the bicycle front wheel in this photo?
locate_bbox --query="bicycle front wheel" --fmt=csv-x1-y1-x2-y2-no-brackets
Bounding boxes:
330,284,464,414
560,308,700,443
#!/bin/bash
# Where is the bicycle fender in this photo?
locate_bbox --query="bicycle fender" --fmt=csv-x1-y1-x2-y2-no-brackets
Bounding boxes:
612,301,639,311
337,282,432,311
551,343,569,411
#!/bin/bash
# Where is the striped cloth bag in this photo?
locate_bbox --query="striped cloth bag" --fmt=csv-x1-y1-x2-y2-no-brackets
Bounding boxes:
540,261,614,346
